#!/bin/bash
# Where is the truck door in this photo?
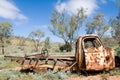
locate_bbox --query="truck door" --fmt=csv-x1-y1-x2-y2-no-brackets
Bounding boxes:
83,37,115,71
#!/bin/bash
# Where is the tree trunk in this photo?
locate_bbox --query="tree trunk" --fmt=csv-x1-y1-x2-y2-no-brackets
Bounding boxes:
34,40,39,52
2,45,4,55
1,39,5,55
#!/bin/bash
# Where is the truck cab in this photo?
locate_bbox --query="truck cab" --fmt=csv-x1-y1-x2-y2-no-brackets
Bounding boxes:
76,34,115,71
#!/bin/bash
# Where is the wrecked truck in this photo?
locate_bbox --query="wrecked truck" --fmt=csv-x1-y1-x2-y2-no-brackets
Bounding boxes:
5,34,115,72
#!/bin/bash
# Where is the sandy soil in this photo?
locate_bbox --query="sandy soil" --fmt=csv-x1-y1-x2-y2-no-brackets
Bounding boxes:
68,75,120,80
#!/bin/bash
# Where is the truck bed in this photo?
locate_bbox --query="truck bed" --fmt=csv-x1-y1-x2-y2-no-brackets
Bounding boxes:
4,54,76,71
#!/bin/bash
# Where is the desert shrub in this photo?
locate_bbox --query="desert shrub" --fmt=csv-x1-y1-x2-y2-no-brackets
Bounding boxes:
18,75,33,80
109,68,120,75
33,74,43,80
0,55,20,69
0,60,20,69
43,72,56,80
0,55,4,60
115,46,120,57
100,68,120,79
59,43,72,52
54,48,60,52
33,70,68,80
18,46,24,51
32,71,56,80
0,69,35,80
0,69,21,80
56,70,67,80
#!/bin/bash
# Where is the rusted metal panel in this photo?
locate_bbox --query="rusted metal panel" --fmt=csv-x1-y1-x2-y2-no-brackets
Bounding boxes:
84,46,115,70
81,35,115,71
76,34,103,71
4,54,76,71
104,47,115,70
85,46,105,70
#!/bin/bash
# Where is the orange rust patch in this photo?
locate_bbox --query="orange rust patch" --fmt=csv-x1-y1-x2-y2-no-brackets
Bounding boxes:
85,46,115,71
23,64,71,71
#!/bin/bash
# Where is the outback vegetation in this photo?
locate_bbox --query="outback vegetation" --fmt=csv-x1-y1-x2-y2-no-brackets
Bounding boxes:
0,1,120,80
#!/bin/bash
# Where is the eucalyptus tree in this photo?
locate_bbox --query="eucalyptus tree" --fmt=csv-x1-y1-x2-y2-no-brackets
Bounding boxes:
86,13,109,38
0,21,13,54
110,0,120,46
28,29,44,52
48,8,86,45
44,37,50,49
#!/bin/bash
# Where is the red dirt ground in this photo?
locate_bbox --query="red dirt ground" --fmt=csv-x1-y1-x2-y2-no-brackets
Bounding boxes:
68,75,120,80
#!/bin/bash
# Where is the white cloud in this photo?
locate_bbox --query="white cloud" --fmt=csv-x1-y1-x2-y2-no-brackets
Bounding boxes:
0,0,27,20
55,0,98,16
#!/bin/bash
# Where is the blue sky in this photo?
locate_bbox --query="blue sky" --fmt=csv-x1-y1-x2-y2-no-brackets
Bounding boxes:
0,0,118,42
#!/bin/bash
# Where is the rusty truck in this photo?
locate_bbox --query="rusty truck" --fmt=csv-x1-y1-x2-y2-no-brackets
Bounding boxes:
5,34,116,72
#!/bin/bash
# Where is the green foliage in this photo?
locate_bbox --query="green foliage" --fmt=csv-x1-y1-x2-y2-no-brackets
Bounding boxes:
0,21,13,37
36,70,67,80
0,70,18,80
109,0,120,46
101,68,120,77
28,29,44,40
0,69,33,80
115,46,120,57
56,70,68,80
44,37,50,49
1,61,20,69
0,55,20,69
0,21,13,54
0,55,67,80
102,37,116,47
42,72,56,80
109,68,120,75
110,17,120,46
28,29,44,52
86,13,109,38
48,8,86,46
59,43,72,52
